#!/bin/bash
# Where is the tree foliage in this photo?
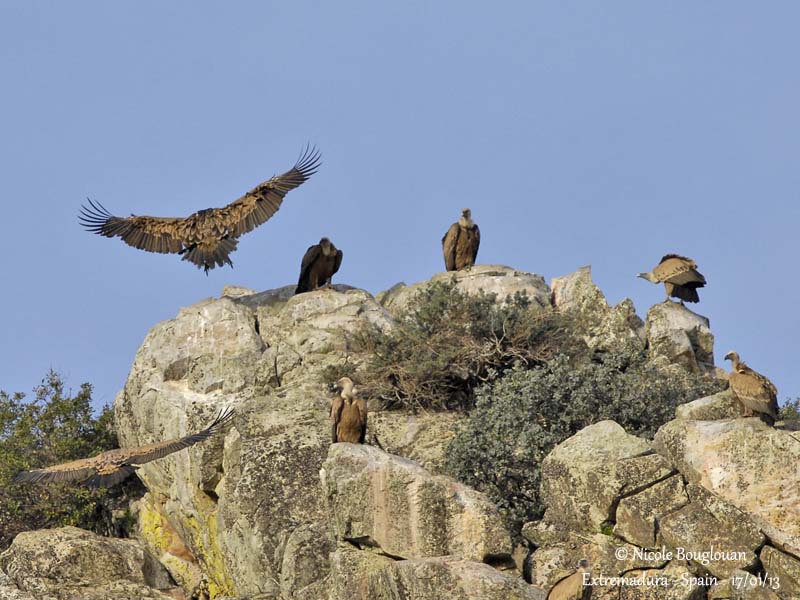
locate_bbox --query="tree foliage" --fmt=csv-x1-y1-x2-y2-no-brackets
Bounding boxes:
444,347,725,537
0,371,141,549
350,281,576,411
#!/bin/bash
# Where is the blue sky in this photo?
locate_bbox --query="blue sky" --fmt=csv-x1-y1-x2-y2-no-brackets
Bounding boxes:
1,2,798,408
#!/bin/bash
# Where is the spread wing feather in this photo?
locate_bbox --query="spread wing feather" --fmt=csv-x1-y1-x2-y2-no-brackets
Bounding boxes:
126,408,235,465
79,146,320,270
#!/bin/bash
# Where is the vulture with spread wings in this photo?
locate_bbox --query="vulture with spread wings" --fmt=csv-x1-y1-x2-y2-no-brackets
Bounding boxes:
637,254,706,303
13,408,234,488
79,146,321,273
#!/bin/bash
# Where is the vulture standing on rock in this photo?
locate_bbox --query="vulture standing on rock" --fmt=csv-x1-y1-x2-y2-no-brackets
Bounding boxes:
724,351,779,426
637,254,706,303
13,409,234,488
330,377,367,444
295,237,343,294
547,560,592,600
79,146,321,273
442,208,480,271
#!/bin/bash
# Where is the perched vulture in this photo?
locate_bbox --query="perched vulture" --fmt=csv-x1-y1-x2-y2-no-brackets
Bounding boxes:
442,208,480,271
724,351,779,426
79,146,321,273
330,377,367,444
637,254,706,303
295,237,343,294
547,560,592,600
14,408,234,488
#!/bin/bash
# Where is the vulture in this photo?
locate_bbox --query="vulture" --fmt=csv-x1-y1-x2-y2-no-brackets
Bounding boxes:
13,408,234,488
637,254,706,303
295,237,343,294
724,351,779,426
79,146,321,273
330,377,367,444
547,560,592,600
442,208,480,271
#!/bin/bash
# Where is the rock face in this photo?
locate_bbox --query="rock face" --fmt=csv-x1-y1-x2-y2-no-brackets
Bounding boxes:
321,443,511,562
528,391,800,600
645,302,715,373
379,265,552,314
0,527,175,600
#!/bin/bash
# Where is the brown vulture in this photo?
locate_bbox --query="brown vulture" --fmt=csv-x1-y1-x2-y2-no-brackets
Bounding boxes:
637,254,706,303
724,351,779,426
295,237,343,294
442,208,480,271
13,408,234,488
547,560,592,600
79,146,321,273
330,377,367,444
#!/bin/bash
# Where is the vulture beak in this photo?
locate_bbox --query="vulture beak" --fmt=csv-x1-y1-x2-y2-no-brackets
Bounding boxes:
723,351,735,362
636,273,647,279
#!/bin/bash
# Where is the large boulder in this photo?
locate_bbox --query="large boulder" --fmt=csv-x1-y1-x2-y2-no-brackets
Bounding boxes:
378,265,552,314
328,546,546,600
645,303,715,373
0,527,175,600
550,266,645,352
654,417,800,557
540,420,674,533
320,443,511,562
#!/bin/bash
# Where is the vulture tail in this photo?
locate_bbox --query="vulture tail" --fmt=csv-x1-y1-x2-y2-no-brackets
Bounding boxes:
181,238,238,273
672,284,700,303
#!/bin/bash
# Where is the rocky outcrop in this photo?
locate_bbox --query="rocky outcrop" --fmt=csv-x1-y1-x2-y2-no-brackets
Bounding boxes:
645,302,715,373
0,527,177,600
527,399,800,600
551,266,645,352
379,265,552,314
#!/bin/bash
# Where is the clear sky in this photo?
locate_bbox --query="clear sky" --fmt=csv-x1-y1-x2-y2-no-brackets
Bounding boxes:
1,2,798,409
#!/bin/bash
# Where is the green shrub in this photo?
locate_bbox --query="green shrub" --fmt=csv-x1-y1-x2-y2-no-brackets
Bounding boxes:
0,371,142,549
780,398,800,421
353,281,575,411
444,347,724,537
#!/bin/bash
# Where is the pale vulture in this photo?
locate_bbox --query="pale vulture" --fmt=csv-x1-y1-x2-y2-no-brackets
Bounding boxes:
442,208,480,271
724,351,779,425
637,254,706,303
547,560,592,600
14,408,234,488
295,237,343,294
79,146,321,273
330,377,367,444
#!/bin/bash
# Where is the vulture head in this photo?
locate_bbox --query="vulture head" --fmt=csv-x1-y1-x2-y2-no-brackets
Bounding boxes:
724,351,741,367
636,271,656,282
335,376,356,399
461,208,471,219
320,237,333,255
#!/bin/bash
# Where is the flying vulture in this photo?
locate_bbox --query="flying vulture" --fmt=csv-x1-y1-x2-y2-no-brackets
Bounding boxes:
637,254,706,303
442,208,480,271
724,351,779,426
547,560,592,600
79,146,321,273
295,237,343,294
330,377,367,444
13,408,234,488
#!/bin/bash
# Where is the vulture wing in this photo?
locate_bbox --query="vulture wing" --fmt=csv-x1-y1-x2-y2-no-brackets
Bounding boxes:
333,248,344,277
13,408,234,488
471,223,481,263
652,255,698,282
13,455,103,485
215,145,321,239
442,223,459,271
356,398,368,444
296,244,322,293
730,367,779,421
330,396,344,443
125,408,235,465
79,200,186,254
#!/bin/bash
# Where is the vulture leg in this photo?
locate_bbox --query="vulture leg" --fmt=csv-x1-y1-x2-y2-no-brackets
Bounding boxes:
739,400,755,418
